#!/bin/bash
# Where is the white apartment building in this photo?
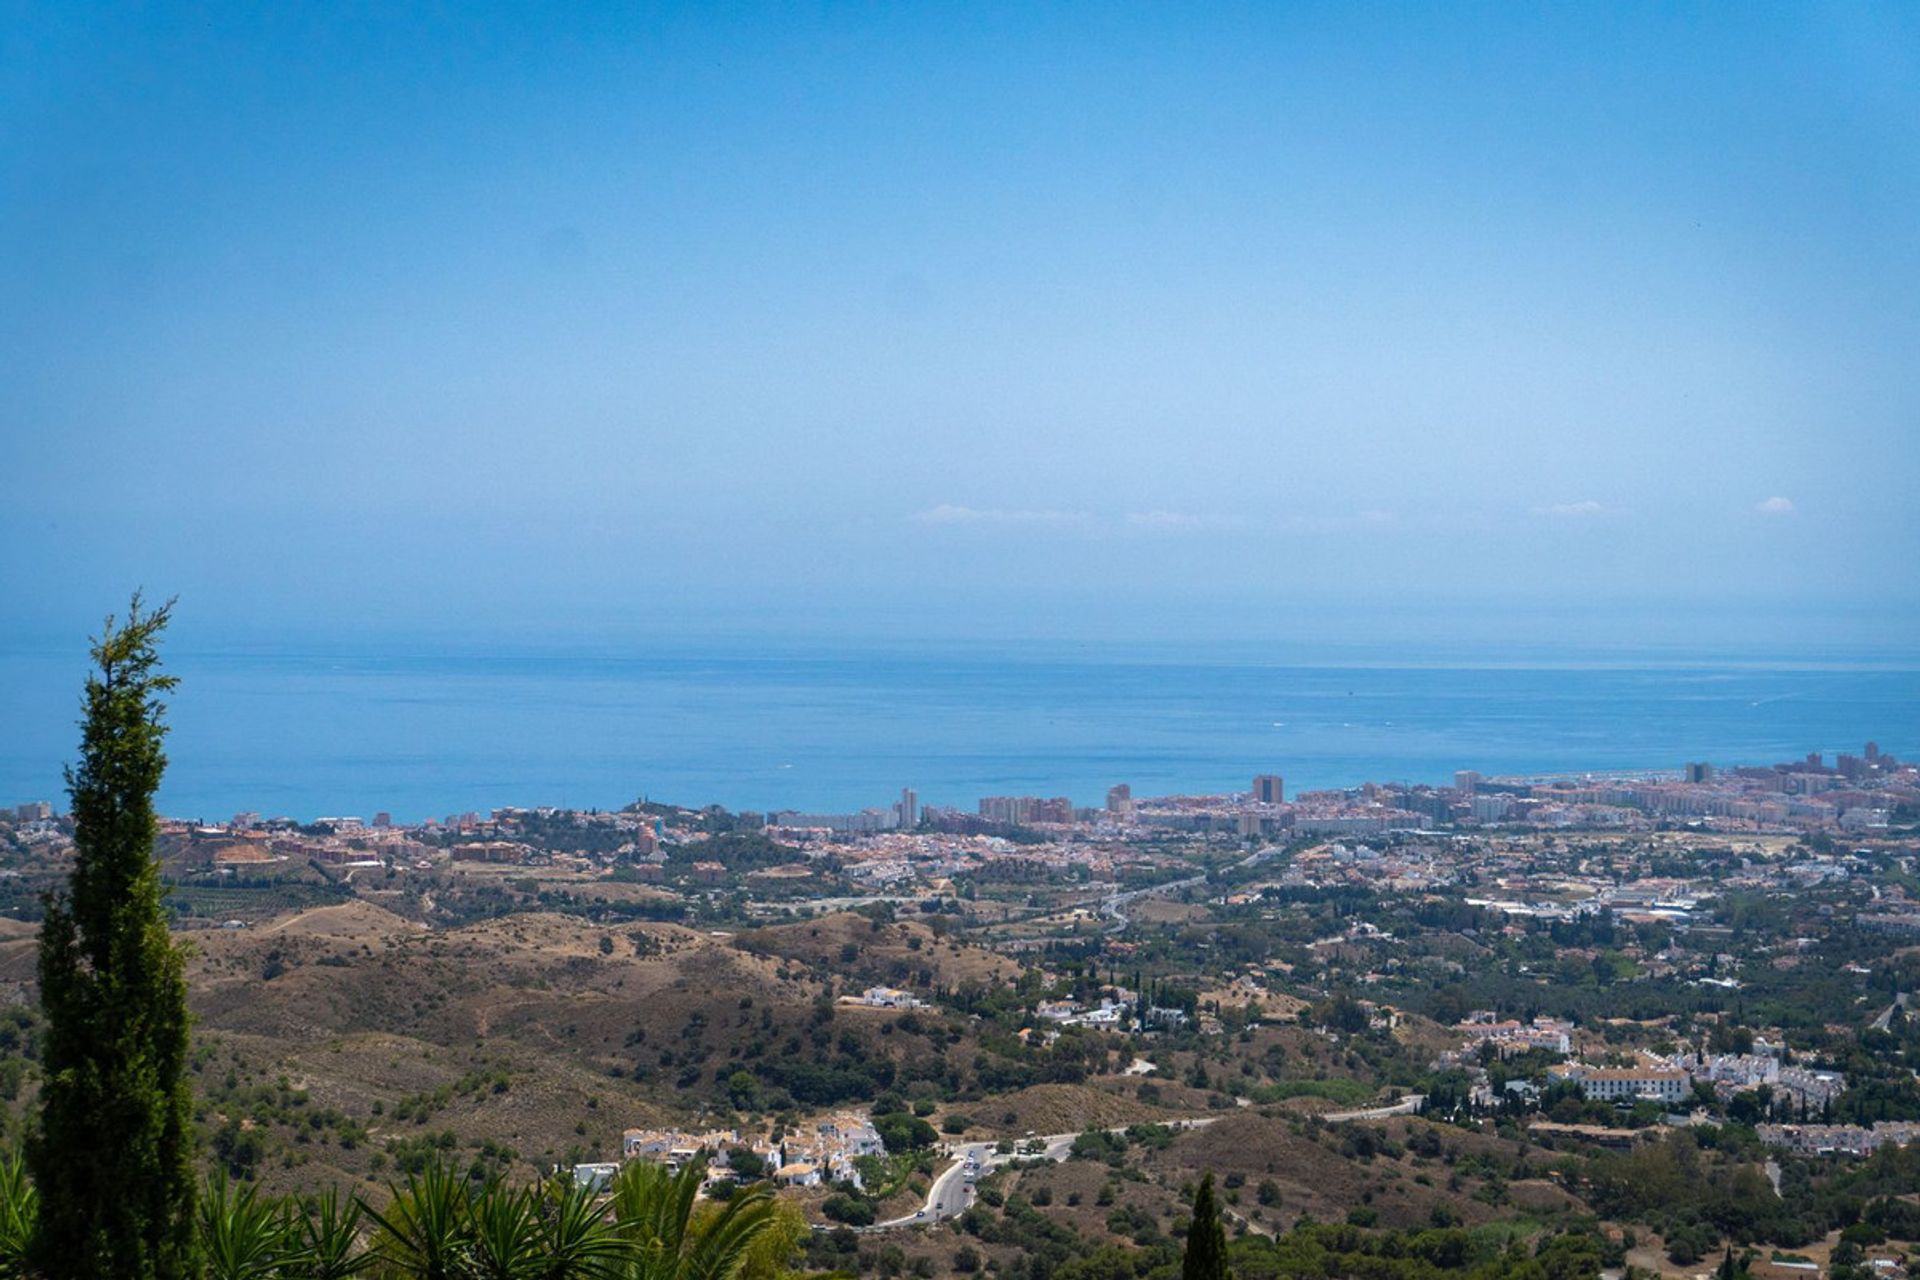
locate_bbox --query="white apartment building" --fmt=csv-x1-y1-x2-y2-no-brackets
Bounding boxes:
1569,1066,1690,1103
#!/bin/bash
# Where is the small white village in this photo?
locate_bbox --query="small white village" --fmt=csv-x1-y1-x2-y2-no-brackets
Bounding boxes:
570,1111,889,1195
1442,1008,1849,1126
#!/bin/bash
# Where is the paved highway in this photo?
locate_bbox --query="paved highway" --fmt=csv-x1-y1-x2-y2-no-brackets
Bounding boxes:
1321,1094,1425,1122
867,1121,1213,1232
869,1141,997,1230
859,1095,1412,1234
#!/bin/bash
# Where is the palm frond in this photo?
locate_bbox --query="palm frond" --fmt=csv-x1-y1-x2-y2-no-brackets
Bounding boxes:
465,1179,544,1280
361,1162,473,1280
0,1154,38,1280
299,1185,374,1280
677,1187,776,1280
200,1169,302,1280
535,1175,630,1280
609,1158,775,1280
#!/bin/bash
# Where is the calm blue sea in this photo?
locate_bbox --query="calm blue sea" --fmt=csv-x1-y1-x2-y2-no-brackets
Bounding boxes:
1,636,1915,823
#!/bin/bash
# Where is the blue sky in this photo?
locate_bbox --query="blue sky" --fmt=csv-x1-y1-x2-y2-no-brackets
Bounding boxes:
3,3,1916,652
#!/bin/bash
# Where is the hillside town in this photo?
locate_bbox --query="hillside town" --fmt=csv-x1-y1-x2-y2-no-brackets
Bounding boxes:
7,743,1910,919
593,1111,889,1192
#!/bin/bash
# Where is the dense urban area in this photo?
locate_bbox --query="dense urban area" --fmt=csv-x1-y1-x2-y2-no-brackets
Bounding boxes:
4,741,1919,1280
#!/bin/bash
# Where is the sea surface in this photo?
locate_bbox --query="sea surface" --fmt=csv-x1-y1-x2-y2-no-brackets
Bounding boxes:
2,635,1916,823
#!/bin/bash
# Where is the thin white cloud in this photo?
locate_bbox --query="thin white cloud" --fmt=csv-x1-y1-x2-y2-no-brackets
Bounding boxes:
1531,499,1613,518
912,505,1248,536
911,504,1088,528
1124,510,1230,532
1755,496,1796,516
1125,510,1199,530
1279,509,1400,533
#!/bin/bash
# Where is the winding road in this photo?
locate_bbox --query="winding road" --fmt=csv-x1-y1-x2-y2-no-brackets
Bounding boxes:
866,1121,1217,1231
860,1094,1421,1233
1320,1095,1425,1122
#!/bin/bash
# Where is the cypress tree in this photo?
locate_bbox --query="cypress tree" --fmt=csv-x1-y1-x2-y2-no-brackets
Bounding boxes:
29,598,197,1279
1182,1173,1229,1280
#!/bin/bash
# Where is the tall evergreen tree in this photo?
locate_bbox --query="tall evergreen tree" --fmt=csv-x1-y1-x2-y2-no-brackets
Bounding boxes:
29,598,197,1279
1182,1173,1229,1280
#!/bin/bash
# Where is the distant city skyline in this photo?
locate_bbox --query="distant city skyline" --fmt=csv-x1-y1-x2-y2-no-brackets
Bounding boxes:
4,4,1918,651
9,736,1904,834
4,636,1914,825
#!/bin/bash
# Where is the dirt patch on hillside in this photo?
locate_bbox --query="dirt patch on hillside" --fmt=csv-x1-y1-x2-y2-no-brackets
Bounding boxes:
735,912,1019,990
262,900,422,940
962,1083,1176,1136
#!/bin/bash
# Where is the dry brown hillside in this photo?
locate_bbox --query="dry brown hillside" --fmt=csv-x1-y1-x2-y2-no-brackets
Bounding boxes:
735,911,1020,990
0,901,1061,1196
957,1082,1174,1135
1155,1113,1565,1232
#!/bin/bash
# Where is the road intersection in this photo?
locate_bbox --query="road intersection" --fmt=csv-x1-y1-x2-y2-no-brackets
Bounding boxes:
860,1095,1422,1232
867,1121,1208,1231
